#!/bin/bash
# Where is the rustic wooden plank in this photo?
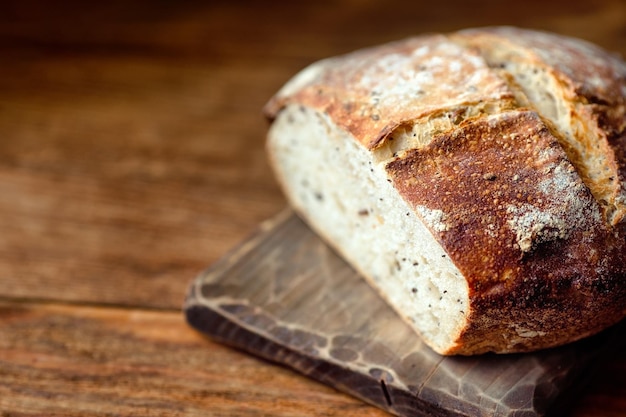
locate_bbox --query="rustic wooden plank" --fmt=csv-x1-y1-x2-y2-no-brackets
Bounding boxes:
184,210,626,417
0,54,286,309
0,299,624,417
0,300,388,416
0,0,624,58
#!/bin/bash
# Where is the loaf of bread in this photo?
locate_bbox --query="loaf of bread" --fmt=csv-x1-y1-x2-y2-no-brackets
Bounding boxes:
264,27,626,355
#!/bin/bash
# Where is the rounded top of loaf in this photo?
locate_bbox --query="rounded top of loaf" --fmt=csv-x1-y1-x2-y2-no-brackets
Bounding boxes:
266,34,513,149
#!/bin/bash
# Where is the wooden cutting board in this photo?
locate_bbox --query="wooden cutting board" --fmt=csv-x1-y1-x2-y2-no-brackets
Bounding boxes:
184,209,624,417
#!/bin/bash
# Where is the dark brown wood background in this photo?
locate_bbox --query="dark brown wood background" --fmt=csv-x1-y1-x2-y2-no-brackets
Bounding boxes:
0,1,624,415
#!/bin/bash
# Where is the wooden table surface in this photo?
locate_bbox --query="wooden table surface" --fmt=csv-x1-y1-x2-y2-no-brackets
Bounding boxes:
1,1,624,415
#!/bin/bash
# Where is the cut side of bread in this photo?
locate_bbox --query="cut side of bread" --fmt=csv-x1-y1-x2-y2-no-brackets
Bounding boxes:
265,27,626,355
268,104,470,353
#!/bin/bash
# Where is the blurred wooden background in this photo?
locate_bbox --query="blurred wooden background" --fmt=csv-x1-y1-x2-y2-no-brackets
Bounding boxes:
0,0,624,415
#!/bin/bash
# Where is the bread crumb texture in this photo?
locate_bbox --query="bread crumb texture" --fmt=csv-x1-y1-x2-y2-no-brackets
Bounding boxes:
266,27,626,355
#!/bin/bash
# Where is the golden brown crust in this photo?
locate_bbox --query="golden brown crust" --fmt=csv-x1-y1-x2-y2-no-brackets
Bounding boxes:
455,27,626,226
386,110,626,354
264,35,512,150
265,27,626,354
459,27,626,104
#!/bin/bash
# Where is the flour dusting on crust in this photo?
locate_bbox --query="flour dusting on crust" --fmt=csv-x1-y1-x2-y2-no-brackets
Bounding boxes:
507,161,601,253
416,206,449,232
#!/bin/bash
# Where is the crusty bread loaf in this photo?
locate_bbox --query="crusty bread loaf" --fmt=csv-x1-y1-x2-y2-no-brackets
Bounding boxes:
264,27,626,355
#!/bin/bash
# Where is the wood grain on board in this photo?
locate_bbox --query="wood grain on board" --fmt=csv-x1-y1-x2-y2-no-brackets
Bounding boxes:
184,211,626,417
